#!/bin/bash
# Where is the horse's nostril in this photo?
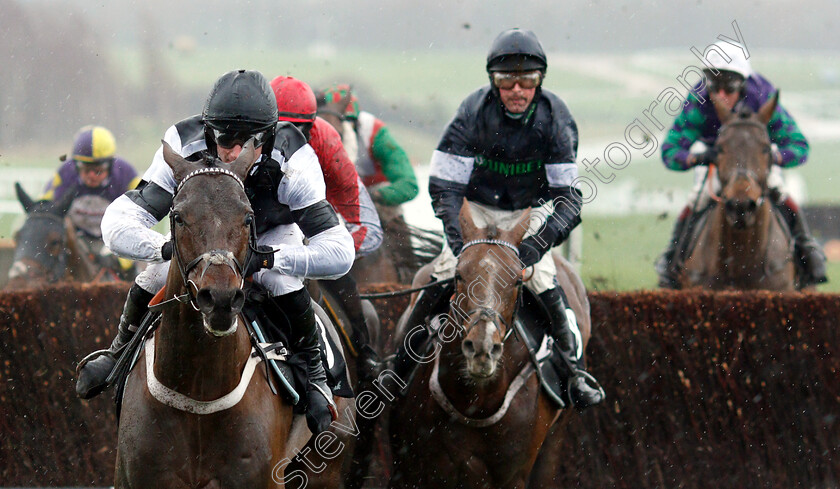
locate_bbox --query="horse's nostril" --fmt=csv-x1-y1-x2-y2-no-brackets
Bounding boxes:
748,200,758,212
725,200,737,211
195,288,214,312
491,343,503,357
462,340,475,356
232,289,246,312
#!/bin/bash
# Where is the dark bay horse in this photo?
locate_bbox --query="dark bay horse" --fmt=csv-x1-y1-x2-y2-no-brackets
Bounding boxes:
388,203,590,488
682,93,796,290
6,184,101,289
116,142,292,488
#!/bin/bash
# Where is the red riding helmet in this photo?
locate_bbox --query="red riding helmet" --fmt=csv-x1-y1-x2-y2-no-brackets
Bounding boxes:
270,76,317,123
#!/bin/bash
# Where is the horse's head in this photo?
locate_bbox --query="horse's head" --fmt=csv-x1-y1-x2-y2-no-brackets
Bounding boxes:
6,183,75,289
454,202,530,380
713,92,778,229
163,141,257,337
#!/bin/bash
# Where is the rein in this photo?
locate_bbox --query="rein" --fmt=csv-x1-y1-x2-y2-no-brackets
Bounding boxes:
358,239,521,300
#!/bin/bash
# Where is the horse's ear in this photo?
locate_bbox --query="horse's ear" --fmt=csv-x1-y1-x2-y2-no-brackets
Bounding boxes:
229,139,258,180
504,208,533,246
14,182,35,214
161,140,194,183
458,198,480,241
711,92,732,124
757,91,779,125
52,186,77,217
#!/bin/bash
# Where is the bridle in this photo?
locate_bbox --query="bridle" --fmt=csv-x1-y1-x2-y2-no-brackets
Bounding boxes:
452,239,524,344
709,118,773,206
169,167,254,310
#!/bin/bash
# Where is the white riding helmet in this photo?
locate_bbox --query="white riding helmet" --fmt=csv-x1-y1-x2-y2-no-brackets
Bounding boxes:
706,41,752,78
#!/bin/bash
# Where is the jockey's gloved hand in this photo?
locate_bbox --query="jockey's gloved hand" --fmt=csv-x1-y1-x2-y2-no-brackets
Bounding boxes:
518,238,543,268
693,147,718,166
244,245,275,277
160,241,173,261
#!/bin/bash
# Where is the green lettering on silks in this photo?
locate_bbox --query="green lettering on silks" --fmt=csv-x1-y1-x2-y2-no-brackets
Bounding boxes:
475,156,544,176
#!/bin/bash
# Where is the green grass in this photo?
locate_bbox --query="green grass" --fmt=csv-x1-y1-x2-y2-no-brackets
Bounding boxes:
580,214,840,293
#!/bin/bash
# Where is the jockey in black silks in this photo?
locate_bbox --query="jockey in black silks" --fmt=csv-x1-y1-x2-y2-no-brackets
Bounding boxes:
409,29,603,409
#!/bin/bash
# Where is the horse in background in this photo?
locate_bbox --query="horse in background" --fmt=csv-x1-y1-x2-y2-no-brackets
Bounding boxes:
681,93,796,290
6,183,97,289
388,203,589,488
6,182,137,290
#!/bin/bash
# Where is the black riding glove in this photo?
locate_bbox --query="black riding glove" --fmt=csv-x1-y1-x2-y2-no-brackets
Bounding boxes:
692,147,718,166
518,238,543,268
244,245,275,277
161,241,173,261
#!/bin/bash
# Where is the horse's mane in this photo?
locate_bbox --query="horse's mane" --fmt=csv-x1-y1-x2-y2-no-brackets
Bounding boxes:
200,153,224,168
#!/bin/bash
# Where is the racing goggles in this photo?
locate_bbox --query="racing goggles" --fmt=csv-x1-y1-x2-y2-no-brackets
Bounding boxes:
211,128,270,149
491,71,543,90
707,71,745,94
76,161,110,176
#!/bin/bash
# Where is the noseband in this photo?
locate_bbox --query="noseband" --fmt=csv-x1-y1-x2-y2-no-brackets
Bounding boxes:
453,239,523,343
170,167,253,310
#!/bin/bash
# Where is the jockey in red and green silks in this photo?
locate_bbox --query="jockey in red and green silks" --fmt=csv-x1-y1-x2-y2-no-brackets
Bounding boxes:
656,41,825,289
320,85,419,208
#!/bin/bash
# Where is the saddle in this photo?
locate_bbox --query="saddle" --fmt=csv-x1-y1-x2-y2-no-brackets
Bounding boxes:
393,283,574,408
112,282,353,418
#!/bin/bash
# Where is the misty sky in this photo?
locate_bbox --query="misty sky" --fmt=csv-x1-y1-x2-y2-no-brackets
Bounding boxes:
43,0,840,53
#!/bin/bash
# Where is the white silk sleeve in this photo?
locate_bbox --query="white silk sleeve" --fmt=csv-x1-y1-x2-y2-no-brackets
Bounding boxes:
101,194,169,262
271,224,354,279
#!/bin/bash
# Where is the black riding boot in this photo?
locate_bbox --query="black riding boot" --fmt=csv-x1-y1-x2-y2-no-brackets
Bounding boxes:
274,288,337,434
76,283,154,399
322,275,381,383
539,288,604,409
776,199,828,286
393,280,450,379
655,213,689,289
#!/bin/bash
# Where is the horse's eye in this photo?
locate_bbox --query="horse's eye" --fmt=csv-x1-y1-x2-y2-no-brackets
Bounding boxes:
173,213,184,225
244,214,253,226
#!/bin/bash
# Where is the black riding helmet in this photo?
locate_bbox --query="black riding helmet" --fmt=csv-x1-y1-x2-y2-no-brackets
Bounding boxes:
486,28,547,74
486,29,547,119
202,70,279,157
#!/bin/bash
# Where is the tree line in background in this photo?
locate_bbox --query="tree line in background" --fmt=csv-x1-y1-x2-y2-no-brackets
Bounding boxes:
0,1,188,149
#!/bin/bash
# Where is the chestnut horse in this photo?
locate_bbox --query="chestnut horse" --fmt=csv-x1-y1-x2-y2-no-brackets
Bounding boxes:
682,93,796,290
388,203,590,488
115,143,293,488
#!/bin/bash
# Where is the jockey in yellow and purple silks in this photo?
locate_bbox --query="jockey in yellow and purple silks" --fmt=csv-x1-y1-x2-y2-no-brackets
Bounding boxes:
41,125,141,274
656,41,826,289
42,125,141,223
